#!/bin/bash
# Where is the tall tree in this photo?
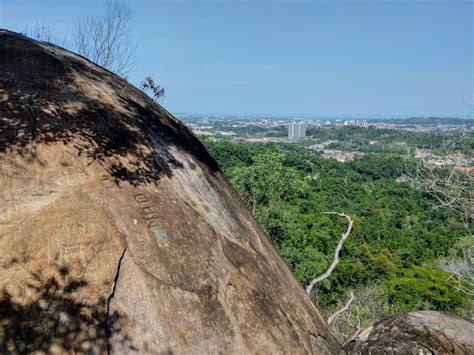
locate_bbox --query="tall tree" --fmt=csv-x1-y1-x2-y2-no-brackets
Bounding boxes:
72,0,137,77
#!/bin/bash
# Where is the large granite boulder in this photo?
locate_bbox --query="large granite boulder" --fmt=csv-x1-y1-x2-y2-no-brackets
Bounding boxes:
0,30,340,354
345,311,474,354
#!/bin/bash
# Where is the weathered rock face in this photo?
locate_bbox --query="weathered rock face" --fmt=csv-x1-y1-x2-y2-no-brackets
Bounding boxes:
345,311,474,354
0,30,340,354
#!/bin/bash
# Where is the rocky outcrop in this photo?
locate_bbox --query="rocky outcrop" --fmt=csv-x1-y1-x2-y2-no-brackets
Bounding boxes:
2,30,474,355
0,30,340,354
345,311,474,354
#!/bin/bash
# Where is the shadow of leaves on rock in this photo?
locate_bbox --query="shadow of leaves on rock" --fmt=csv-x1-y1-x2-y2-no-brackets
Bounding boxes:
0,31,219,186
0,261,135,354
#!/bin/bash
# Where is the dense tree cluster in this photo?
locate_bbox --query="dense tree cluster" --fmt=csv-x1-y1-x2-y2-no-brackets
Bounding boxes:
203,138,473,338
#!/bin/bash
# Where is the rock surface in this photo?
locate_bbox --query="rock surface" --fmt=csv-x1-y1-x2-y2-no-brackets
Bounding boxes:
345,311,474,354
0,30,340,354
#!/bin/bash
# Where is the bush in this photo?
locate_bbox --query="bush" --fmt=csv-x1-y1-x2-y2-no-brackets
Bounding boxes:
387,265,468,313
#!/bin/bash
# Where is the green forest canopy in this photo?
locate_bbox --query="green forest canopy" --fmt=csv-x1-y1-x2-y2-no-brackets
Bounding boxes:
202,138,473,332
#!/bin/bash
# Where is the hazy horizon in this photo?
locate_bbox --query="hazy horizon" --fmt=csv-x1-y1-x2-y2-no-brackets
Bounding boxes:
174,112,472,120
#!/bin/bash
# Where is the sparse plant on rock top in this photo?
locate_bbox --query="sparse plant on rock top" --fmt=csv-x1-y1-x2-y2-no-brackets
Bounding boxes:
140,76,165,102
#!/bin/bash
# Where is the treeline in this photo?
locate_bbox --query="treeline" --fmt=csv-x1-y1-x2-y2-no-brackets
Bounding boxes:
306,126,473,155
203,138,473,338
206,122,473,155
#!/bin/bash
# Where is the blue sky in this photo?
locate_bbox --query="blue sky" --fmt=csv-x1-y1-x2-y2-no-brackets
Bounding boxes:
1,0,472,118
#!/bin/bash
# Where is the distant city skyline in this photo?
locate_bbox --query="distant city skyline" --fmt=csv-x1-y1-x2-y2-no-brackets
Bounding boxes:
174,112,472,120
1,0,472,117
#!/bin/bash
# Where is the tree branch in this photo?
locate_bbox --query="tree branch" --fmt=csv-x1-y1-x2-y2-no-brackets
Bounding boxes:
306,212,354,295
71,0,137,77
328,291,355,326
346,304,362,344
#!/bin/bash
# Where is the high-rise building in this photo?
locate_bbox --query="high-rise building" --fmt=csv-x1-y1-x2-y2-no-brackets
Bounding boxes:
342,119,369,128
288,121,306,139
355,120,369,127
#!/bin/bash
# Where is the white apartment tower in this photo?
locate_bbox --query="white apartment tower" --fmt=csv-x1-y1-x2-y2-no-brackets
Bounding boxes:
288,121,306,139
